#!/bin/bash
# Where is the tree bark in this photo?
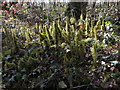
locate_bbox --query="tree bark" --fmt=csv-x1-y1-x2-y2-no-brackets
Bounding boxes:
65,2,88,20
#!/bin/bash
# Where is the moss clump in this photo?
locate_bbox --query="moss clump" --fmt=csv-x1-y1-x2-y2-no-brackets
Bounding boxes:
27,57,39,69
5,61,16,70
18,59,27,71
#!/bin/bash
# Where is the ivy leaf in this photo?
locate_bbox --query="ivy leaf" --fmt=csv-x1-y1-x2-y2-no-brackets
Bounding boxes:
41,33,47,37
40,84,46,88
22,74,28,81
36,69,41,73
110,61,119,66
102,56,110,59
50,60,54,64
84,38,93,43
16,73,22,80
66,49,71,53
32,72,36,75
20,25,25,29
117,77,120,83
111,73,119,78
21,68,26,73
4,55,11,60
58,81,67,88
9,75,16,82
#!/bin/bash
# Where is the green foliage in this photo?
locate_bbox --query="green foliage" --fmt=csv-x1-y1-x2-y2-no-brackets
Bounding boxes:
27,57,39,68
5,61,16,70
91,42,98,68
18,59,27,71
2,1,120,89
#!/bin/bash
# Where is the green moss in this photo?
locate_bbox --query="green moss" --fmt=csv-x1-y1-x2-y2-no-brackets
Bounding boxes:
3,49,12,56
27,57,39,68
18,59,27,71
5,61,16,70
61,43,70,49
91,42,98,68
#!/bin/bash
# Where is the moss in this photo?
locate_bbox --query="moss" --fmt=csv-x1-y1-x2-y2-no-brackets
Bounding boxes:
27,57,39,69
18,59,27,71
91,42,98,68
5,61,16,70
3,49,12,56
61,43,70,49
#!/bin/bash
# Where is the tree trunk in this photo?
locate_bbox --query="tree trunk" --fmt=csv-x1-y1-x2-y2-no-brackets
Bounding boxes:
65,2,88,20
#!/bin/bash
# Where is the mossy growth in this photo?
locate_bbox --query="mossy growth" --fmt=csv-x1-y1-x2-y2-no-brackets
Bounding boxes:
5,61,16,70
27,56,39,69
3,49,12,56
18,58,27,71
60,43,70,49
